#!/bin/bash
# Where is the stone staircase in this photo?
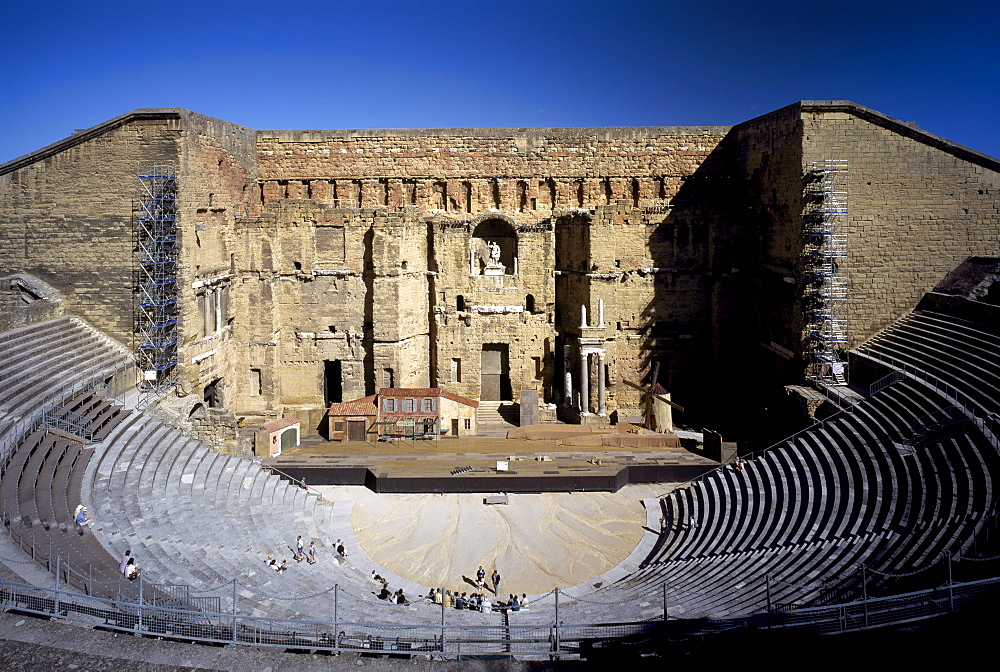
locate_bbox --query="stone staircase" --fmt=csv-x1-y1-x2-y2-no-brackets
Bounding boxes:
475,401,519,438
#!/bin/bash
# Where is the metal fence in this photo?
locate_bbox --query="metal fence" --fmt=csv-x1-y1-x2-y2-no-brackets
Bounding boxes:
1,574,999,658
0,366,130,475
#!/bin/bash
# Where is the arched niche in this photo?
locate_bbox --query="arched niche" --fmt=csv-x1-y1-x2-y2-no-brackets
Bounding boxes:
472,216,517,276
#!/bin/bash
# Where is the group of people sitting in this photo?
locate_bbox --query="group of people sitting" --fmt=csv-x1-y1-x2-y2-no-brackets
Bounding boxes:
118,549,140,580
377,584,410,605
428,588,528,613
266,555,290,573
370,570,410,605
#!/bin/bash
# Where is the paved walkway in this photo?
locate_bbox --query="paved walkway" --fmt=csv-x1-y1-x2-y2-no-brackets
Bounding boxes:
316,483,676,595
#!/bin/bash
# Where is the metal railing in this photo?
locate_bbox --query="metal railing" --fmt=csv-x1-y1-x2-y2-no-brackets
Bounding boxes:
0,573,998,658
853,349,999,451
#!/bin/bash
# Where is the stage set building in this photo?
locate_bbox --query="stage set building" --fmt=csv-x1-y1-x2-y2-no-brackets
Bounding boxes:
1,101,997,439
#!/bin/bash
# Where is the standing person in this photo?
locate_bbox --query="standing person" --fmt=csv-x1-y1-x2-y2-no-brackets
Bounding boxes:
119,549,131,575
476,566,486,588
295,535,305,562
491,569,501,594
307,541,317,564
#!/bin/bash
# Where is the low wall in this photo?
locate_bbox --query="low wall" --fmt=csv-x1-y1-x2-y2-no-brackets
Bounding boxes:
269,463,717,493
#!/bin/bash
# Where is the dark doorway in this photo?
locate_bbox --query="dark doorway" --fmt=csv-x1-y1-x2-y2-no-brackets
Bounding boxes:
324,360,343,405
347,419,366,441
451,418,460,436
280,428,298,452
204,378,222,408
481,344,512,401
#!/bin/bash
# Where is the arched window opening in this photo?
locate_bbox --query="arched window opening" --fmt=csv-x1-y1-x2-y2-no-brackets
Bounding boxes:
525,294,536,313
457,295,465,311
472,218,518,276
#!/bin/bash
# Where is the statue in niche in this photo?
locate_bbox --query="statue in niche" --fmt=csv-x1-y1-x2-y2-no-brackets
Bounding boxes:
489,241,501,263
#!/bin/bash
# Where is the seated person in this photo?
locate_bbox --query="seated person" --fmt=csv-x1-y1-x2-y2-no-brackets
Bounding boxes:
125,557,140,580
74,506,91,533
379,585,392,600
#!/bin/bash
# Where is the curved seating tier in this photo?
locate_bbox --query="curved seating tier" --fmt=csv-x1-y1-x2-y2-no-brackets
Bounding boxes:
0,318,135,599
563,305,1000,620
0,317,131,434
569,376,998,619
83,413,470,626
860,310,1000,418
3,303,999,628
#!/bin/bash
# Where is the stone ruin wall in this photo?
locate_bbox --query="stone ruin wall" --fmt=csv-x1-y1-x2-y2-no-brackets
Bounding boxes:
243,128,730,421
0,113,182,346
254,127,727,215
175,113,259,407
3,104,998,435
800,105,1000,345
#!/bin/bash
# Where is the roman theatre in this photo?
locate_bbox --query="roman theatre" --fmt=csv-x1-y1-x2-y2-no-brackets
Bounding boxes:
1,100,999,660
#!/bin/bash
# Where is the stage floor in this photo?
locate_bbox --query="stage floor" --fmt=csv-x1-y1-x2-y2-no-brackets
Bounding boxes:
266,436,719,492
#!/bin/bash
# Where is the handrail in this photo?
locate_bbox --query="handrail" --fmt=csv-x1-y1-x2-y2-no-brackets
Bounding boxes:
852,349,999,453
0,363,132,471
0,572,998,656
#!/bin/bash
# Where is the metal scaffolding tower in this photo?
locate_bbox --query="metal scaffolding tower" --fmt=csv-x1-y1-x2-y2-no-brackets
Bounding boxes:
803,160,849,385
135,165,178,394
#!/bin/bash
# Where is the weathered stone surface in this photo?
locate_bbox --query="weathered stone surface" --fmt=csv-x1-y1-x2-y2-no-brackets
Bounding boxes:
1,102,997,435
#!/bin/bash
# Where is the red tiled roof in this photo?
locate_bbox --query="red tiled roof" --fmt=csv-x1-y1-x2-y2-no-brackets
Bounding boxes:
376,388,478,407
379,387,441,397
440,390,479,408
262,415,300,432
327,395,377,417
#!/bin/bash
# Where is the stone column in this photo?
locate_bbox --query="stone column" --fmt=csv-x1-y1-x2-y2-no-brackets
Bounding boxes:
597,351,606,416
563,345,572,406
580,352,590,415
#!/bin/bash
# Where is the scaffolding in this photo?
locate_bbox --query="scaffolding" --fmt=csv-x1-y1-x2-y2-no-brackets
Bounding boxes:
135,165,178,394
803,160,849,385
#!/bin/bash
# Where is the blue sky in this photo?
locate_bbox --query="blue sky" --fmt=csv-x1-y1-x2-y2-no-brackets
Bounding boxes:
2,0,999,163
